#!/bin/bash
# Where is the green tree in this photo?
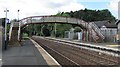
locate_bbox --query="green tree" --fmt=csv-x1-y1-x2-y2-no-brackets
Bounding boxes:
74,27,81,32
58,9,116,22
42,28,50,36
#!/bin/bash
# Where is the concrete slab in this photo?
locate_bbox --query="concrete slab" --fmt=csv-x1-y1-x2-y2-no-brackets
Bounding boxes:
2,40,48,65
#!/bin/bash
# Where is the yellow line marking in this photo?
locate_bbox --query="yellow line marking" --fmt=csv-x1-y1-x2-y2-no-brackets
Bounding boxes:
106,45,120,47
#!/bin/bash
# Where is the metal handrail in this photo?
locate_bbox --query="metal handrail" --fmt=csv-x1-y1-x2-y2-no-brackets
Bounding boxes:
20,16,87,26
91,22,105,39
9,22,13,41
88,23,97,42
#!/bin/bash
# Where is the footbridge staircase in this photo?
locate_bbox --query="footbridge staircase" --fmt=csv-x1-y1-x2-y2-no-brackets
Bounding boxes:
9,21,20,46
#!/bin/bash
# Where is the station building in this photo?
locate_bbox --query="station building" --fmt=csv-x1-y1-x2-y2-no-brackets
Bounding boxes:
93,21,117,42
65,20,118,43
116,20,120,44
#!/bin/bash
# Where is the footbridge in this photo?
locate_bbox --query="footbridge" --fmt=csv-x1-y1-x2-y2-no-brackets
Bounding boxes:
9,15,105,44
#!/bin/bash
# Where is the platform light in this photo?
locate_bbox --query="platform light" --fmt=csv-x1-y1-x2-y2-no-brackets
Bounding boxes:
4,8,9,41
18,9,20,21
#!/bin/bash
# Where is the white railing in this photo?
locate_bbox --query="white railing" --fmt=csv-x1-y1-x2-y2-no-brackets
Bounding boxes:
9,22,13,41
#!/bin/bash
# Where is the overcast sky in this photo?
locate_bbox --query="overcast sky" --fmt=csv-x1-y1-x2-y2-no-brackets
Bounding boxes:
0,0,119,20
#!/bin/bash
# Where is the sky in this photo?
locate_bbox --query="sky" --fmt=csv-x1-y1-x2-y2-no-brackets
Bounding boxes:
0,0,119,20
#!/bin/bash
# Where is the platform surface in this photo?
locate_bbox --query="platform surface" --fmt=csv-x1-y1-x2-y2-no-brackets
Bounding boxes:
2,38,59,66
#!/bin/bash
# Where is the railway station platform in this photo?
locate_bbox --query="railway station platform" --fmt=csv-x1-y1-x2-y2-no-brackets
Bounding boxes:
2,38,60,66
44,37,120,52
71,40,120,49
47,37,119,48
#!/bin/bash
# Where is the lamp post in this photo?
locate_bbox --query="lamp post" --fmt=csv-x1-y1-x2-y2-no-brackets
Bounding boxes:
18,10,20,21
4,8,9,50
18,9,21,41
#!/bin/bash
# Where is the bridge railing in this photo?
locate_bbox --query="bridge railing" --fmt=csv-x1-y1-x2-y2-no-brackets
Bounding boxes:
20,18,28,26
20,16,88,28
90,22,105,40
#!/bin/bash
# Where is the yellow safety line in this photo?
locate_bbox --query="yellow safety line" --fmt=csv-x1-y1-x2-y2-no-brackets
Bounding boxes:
106,45,120,47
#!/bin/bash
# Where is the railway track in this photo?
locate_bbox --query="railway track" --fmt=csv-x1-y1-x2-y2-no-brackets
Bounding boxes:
46,38,119,64
46,37,120,55
31,36,120,67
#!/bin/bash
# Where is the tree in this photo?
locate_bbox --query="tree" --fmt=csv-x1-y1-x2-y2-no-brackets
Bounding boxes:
57,9,116,22
74,27,81,32
42,24,50,36
42,28,50,36
55,12,70,17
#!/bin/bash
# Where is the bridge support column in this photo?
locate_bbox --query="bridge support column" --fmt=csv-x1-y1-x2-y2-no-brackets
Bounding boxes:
84,30,89,42
87,24,90,42
82,30,87,42
82,30,84,42
88,29,93,42
85,31,88,42
19,28,22,42
86,31,89,42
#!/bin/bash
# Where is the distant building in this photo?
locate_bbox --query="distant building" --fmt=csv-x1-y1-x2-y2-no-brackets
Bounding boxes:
65,20,118,42
116,20,120,44
117,1,120,44
116,20,120,33
64,28,75,40
64,30,82,41
93,20,117,42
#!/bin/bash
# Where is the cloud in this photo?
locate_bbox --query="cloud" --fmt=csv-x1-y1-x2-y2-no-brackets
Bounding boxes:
57,1,85,12
108,0,119,11
0,0,85,20
107,0,119,18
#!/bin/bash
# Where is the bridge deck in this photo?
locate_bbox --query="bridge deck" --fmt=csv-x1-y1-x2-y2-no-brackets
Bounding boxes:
2,38,59,66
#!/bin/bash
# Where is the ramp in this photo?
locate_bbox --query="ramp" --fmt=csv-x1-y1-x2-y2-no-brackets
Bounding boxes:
9,22,20,46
